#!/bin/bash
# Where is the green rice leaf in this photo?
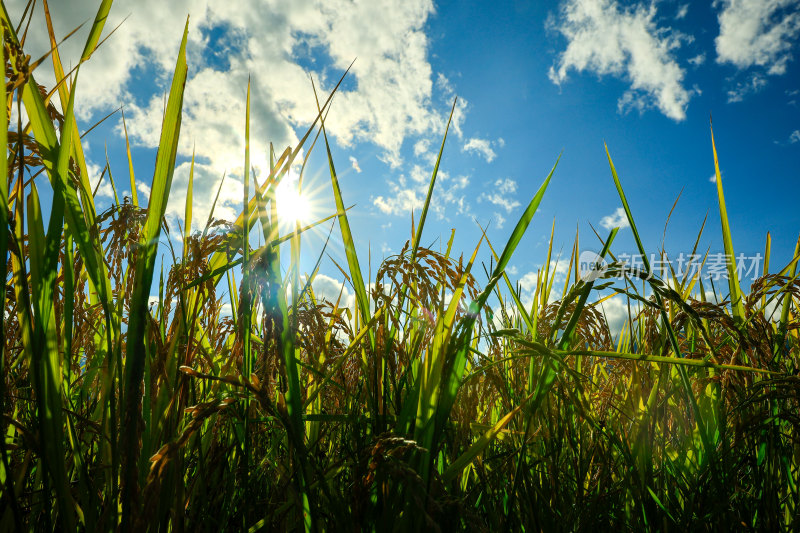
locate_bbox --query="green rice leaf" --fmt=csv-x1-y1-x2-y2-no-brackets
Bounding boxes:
710,122,746,324
121,19,189,524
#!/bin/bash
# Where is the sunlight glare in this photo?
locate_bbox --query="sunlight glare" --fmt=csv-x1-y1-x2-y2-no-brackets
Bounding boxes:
275,178,311,226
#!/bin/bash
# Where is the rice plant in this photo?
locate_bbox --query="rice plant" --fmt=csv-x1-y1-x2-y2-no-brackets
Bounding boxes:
1,2,798,531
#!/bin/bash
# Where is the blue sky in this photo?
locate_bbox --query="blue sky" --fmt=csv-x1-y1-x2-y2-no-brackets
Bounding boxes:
9,0,800,326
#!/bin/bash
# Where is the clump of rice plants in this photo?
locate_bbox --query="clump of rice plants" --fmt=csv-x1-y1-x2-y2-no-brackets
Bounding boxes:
1,3,799,531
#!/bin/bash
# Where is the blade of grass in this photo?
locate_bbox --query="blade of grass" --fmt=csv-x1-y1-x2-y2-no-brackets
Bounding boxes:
240,79,255,528
605,143,715,465
496,337,776,374
710,121,746,325
0,33,21,530
441,393,533,484
121,19,188,528
775,236,800,356
313,85,372,351
184,148,194,250
27,73,81,532
43,0,114,225
121,109,139,206
411,98,457,259
425,155,560,485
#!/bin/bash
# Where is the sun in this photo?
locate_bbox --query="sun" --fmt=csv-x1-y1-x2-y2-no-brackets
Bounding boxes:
275,178,311,226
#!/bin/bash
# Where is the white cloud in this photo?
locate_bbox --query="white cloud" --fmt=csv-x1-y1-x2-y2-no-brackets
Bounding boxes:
492,212,507,229
94,182,114,199
436,174,471,218
310,273,355,309
434,73,469,139
676,4,690,19
372,165,471,219
600,207,630,230
413,138,431,157
137,181,151,199
518,261,569,292
478,178,520,213
87,162,114,199
462,137,499,162
727,73,768,102
513,260,569,310
165,161,241,229
789,129,800,143
519,271,540,293
496,178,517,195
6,0,460,224
544,260,571,284
373,176,423,216
715,0,800,75
349,156,362,173
596,295,640,337
549,0,692,121
688,53,707,66
709,174,718,183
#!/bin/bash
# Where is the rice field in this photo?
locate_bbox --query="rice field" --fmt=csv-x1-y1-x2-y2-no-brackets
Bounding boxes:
1,2,799,531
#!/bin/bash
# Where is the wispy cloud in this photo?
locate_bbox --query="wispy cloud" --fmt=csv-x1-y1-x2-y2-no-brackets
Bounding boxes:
549,0,693,121
349,156,362,173
790,129,800,143
600,207,630,230
478,178,521,213
462,137,501,162
434,73,469,139
688,53,706,66
492,212,507,229
373,165,471,219
727,73,768,102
